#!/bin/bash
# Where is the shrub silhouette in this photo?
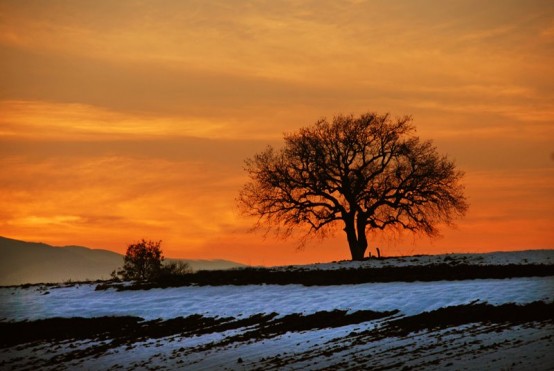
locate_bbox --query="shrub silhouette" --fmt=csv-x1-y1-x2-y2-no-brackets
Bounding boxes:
112,241,193,282
121,239,164,281
160,261,192,277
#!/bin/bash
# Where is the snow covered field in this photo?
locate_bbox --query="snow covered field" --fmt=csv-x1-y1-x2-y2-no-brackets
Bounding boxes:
1,277,552,321
1,250,553,370
278,249,554,271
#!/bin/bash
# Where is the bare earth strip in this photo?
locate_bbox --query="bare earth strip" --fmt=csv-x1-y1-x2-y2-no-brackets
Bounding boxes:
1,301,552,370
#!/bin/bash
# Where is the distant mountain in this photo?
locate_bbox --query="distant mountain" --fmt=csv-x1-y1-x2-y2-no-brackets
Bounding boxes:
0,236,246,286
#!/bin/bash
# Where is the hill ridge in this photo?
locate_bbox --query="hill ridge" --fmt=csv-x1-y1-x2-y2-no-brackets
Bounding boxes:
0,236,245,285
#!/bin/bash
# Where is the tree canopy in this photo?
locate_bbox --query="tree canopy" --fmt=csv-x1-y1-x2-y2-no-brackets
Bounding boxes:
121,239,164,281
238,112,468,260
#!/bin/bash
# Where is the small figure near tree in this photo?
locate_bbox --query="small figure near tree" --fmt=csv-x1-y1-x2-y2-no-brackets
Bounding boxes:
238,112,468,261
121,239,164,281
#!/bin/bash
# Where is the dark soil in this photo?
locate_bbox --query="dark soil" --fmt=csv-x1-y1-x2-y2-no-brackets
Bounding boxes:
100,263,554,290
0,316,141,347
0,309,395,348
222,309,398,345
2,301,552,350
2,301,552,369
385,300,554,336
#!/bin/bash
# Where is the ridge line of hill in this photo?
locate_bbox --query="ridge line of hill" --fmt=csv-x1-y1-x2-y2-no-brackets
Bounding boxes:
0,236,246,286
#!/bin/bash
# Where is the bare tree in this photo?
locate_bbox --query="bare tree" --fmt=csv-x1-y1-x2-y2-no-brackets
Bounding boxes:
238,113,468,261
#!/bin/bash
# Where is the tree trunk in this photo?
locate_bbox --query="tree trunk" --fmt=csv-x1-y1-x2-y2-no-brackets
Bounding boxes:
356,216,368,259
350,245,365,261
344,215,368,261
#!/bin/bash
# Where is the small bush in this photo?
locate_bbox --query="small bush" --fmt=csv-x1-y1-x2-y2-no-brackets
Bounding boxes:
161,261,193,277
120,239,164,281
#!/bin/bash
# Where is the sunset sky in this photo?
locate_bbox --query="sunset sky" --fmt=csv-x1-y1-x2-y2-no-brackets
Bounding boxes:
1,0,553,265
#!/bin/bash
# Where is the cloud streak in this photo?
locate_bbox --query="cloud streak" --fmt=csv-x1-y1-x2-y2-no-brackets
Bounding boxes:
0,0,552,263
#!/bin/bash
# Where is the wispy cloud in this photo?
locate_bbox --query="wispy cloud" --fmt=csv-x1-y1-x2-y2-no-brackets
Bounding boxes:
0,0,552,262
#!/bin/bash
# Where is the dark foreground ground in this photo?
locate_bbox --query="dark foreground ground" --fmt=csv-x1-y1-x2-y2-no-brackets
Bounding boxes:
93,263,554,290
2,253,553,370
1,301,553,370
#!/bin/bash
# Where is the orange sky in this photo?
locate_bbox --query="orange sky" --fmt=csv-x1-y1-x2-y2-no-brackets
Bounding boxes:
1,0,553,265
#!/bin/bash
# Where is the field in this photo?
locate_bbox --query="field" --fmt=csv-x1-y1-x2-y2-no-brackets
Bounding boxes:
1,251,553,370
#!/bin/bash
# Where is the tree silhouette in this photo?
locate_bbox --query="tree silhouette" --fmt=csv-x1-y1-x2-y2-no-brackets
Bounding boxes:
122,239,164,281
238,113,468,261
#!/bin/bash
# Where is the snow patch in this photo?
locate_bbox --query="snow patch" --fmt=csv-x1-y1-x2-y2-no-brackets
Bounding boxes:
1,277,552,321
276,250,554,271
